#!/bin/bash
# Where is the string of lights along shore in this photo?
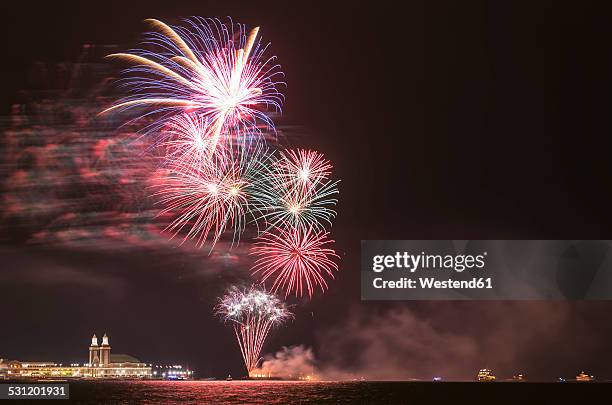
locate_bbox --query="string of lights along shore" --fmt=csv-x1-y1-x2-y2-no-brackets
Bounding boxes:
102,17,340,375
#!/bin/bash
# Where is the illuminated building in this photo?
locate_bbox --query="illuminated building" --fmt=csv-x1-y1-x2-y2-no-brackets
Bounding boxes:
99,334,111,366
476,369,496,382
0,359,8,380
2,334,152,379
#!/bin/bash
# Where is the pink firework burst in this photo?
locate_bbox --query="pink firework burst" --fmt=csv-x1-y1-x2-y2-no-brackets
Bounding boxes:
250,225,339,298
153,149,261,249
275,149,333,194
160,113,229,171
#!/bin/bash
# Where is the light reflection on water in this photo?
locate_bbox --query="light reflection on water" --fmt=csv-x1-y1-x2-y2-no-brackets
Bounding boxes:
67,380,406,404
60,379,607,404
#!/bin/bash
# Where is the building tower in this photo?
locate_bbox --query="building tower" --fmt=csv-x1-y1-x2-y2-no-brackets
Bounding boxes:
89,334,100,365
99,333,111,365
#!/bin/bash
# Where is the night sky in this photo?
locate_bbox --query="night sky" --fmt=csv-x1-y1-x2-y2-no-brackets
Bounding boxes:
2,0,612,380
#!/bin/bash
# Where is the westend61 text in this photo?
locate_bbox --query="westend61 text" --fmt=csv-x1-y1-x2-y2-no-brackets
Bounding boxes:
373,277,493,289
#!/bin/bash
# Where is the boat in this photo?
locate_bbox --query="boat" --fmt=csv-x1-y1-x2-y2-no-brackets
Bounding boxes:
476,369,496,382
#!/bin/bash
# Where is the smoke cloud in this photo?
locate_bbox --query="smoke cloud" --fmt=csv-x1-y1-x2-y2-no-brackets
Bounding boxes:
255,346,317,379
259,302,610,381
317,306,478,380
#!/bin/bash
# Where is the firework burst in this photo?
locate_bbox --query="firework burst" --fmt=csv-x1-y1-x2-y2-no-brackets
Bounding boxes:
252,149,339,231
250,225,339,298
103,17,341,305
153,145,269,249
275,149,333,193
216,285,292,375
102,17,284,143
159,113,227,171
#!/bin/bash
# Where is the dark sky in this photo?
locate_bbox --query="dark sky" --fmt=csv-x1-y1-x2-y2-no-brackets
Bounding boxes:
2,0,612,380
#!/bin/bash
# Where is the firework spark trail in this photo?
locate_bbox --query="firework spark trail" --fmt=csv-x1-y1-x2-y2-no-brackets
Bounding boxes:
235,311,274,374
216,286,292,375
252,149,339,232
250,226,339,298
101,17,284,148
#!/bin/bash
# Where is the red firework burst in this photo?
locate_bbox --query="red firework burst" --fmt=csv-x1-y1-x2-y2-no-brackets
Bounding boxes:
250,225,339,298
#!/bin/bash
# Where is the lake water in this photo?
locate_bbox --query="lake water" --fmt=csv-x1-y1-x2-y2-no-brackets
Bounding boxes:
35,380,610,404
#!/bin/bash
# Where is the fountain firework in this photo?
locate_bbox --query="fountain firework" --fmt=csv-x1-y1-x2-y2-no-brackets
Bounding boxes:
216,286,292,375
